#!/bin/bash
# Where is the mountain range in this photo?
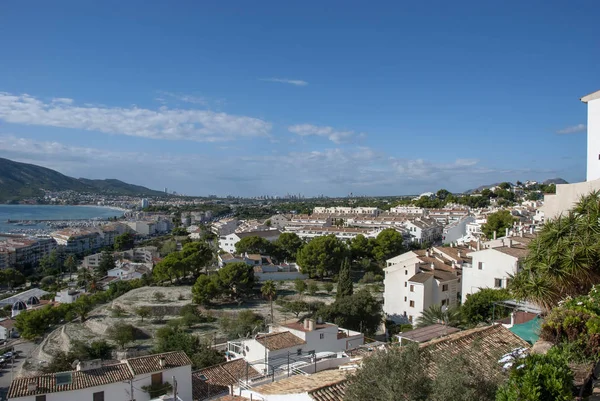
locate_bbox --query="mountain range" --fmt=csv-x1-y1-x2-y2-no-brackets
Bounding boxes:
0,158,165,202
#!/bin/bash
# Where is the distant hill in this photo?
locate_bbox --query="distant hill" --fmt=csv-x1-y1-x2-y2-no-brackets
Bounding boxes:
0,158,165,202
543,178,568,185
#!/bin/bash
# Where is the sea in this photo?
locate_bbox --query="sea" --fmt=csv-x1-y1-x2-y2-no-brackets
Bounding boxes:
0,205,124,234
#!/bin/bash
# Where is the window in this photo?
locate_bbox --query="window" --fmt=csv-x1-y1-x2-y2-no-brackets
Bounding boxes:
442,284,448,292
478,262,484,270
93,392,105,401
409,315,413,323
409,301,415,307
405,270,408,275
441,299,447,306
319,333,324,339
410,285,414,292
151,372,163,386
35,396,46,401
494,278,502,288
297,348,302,355
404,296,407,302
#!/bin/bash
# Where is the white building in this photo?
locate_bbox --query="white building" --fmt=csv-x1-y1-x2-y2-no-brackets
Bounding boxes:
211,219,240,236
141,198,150,209
291,226,384,241
462,240,529,303
384,247,468,323
218,229,281,254
8,351,192,401
312,207,380,216
107,262,151,281
402,219,442,245
389,206,425,215
54,289,85,304
543,89,600,218
227,319,363,374
0,318,15,341
0,236,57,269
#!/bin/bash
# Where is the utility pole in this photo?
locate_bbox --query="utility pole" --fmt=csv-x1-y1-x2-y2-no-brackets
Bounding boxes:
129,379,134,401
173,376,178,401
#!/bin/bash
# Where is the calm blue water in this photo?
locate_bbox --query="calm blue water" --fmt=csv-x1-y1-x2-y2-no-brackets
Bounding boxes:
0,205,124,233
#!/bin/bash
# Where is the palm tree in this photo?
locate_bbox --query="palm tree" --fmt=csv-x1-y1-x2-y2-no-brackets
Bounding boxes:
415,304,463,328
65,254,77,281
261,280,277,324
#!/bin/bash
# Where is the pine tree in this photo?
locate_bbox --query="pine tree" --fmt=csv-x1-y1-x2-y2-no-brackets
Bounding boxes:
97,250,116,277
337,258,353,299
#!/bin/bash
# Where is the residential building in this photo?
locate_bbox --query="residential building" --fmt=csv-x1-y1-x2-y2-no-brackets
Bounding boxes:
50,229,103,255
0,318,16,341
442,215,475,244
312,207,381,216
402,218,442,244
227,319,363,373
384,247,469,323
107,262,151,281
218,229,281,254
462,239,529,303
211,219,240,236
291,226,384,241
54,289,85,304
192,359,262,400
389,206,425,215
0,236,57,269
543,89,600,218
218,253,307,281
266,214,290,229
8,351,193,401
140,198,149,209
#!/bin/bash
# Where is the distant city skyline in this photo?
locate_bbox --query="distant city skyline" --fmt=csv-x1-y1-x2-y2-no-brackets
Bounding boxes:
0,1,597,196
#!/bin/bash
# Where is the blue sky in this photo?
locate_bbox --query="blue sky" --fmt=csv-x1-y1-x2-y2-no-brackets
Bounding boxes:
0,1,597,196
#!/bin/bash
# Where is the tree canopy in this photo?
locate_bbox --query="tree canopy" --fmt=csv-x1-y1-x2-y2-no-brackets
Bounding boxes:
114,232,135,251
191,262,255,305
235,236,274,255
296,235,347,277
97,250,116,277
481,210,516,239
371,229,405,263
318,289,382,335
461,288,510,325
273,232,303,261
336,258,353,299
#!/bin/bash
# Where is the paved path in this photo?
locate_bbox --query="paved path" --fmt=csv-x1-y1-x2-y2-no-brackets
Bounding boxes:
0,341,36,400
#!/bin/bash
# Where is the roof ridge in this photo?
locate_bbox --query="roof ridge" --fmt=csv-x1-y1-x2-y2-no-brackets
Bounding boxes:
420,324,504,348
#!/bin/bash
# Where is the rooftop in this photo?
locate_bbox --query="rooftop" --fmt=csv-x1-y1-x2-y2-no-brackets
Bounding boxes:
251,368,347,396
126,351,192,375
236,230,281,239
283,322,336,332
256,331,306,351
398,324,461,343
8,363,133,398
192,359,261,401
309,381,348,401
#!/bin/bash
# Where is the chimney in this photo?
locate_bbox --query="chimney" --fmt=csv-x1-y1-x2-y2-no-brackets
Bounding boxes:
307,319,315,331
159,356,166,369
426,249,430,257
304,319,310,330
508,239,512,248
430,262,435,270
457,250,461,258
520,230,523,238
505,227,509,237
493,231,497,240
477,241,481,251
530,227,534,234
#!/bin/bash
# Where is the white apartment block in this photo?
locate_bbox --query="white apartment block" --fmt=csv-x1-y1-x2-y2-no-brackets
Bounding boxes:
0,236,57,269
8,351,192,401
384,247,468,324
211,219,240,236
218,229,281,254
389,206,425,215
291,226,384,241
462,239,528,303
312,207,381,216
402,219,442,244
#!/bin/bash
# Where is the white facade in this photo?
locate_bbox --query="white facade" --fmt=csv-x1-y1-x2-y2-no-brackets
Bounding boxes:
389,206,424,215
585,91,600,181
218,230,281,254
462,246,525,303
402,220,442,244
54,289,85,304
384,249,464,323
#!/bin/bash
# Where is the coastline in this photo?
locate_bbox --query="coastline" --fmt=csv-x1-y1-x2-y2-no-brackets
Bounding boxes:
72,204,130,213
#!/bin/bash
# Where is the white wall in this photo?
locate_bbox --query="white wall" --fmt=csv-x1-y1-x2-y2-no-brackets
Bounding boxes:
462,249,518,303
255,272,308,281
134,365,192,401
383,252,420,323
587,98,600,181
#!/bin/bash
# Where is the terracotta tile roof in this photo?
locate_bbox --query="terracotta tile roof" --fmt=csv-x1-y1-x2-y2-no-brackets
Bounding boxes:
420,324,529,379
309,381,348,401
256,331,306,351
398,324,461,343
494,245,529,259
408,272,433,284
252,369,347,395
127,351,192,375
8,363,133,398
192,359,261,401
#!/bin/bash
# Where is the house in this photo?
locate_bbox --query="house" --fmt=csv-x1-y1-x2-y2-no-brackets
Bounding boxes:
462,239,529,303
8,351,193,401
218,230,281,254
217,253,307,281
0,318,16,341
402,219,442,245
54,289,85,304
291,226,385,241
266,214,291,229
389,206,425,215
384,247,468,323
211,219,240,237
107,262,151,281
226,319,363,374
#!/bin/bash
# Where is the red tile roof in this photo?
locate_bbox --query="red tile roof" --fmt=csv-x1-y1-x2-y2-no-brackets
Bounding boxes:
192,359,261,400
256,331,306,351
126,351,192,375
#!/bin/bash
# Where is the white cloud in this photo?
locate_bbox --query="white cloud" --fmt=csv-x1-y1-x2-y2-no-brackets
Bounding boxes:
0,92,272,142
0,135,552,197
51,98,74,104
288,124,362,144
556,124,586,134
156,91,208,105
261,78,308,87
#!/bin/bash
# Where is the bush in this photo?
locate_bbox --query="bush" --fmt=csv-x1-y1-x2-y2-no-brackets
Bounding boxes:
359,271,383,284
307,281,318,296
462,288,510,325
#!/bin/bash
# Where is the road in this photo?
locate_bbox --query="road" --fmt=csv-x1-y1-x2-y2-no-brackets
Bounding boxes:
0,341,36,400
